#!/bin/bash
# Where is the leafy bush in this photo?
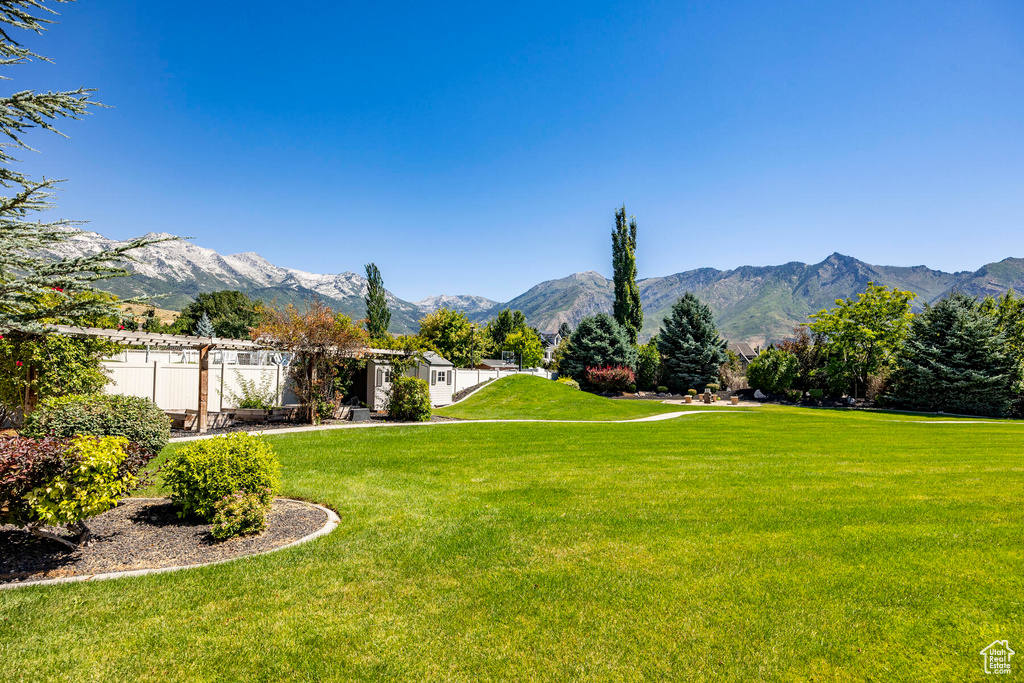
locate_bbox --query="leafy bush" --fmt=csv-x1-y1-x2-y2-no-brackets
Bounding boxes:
585,365,636,391
0,435,152,547
24,393,170,456
687,389,698,397
556,376,580,390
386,374,432,421
656,385,668,393
808,388,824,401
163,433,280,521
785,389,803,403
706,383,720,393
635,341,661,390
227,371,278,410
746,348,800,394
210,489,272,540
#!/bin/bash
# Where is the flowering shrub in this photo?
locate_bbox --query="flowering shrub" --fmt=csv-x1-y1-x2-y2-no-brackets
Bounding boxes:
163,433,280,521
555,376,580,390
210,489,272,540
0,435,153,548
584,365,636,392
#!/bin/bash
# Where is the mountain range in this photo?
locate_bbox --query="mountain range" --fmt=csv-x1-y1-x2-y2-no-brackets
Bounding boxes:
44,230,1024,345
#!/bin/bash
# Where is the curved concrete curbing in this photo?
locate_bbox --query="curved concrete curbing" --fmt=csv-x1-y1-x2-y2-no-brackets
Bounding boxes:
0,498,340,591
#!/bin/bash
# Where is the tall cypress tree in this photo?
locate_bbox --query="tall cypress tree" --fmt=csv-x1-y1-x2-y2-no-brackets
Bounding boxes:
611,205,642,344
364,262,390,338
656,292,727,393
890,292,1014,417
0,0,170,334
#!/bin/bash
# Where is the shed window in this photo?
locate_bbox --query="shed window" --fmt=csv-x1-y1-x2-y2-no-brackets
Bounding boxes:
431,370,436,385
376,368,383,387
446,370,452,385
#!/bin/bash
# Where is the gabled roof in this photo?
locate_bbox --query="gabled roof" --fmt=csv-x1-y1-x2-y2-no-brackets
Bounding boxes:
728,342,758,359
421,351,454,366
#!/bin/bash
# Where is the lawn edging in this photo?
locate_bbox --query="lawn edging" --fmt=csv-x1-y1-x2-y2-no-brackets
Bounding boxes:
0,498,340,591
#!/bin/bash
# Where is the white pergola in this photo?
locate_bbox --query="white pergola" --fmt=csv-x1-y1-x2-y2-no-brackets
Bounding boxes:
50,325,404,432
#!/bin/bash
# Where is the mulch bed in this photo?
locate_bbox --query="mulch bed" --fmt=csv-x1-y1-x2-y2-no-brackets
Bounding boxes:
0,498,327,586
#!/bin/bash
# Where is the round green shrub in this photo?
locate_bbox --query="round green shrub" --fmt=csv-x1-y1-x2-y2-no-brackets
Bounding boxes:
163,432,281,521
23,393,170,456
705,383,720,393
687,389,698,397
555,376,580,390
786,389,804,403
656,385,668,393
386,374,432,421
746,348,799,394
210,489,272,540
808,388,824,401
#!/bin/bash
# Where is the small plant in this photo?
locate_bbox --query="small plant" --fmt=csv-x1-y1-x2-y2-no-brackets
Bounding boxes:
808,389,824,401
585,365,636,391
386,374,431,421
656,385,668,393
706,383,720,393
627,383,637,393
687,389,698,397
23,393,170,456
163,432,280,521
210,489,272,540
556,377,580,390
747,348,799,395
786,389,804,403
227,371,278,410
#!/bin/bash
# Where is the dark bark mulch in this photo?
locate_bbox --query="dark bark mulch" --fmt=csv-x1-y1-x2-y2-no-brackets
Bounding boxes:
0,498,327,586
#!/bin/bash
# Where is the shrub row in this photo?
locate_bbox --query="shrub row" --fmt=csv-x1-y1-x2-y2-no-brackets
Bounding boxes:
24,393,170,456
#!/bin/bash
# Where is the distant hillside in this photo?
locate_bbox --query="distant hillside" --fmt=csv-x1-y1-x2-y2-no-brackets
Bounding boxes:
43,230,1024,345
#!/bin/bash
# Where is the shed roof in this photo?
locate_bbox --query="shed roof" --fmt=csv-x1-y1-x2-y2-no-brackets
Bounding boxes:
421,351,454,366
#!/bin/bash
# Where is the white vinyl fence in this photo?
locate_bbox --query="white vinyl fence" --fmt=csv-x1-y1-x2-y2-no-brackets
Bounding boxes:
102,361,296,412
452,367,555,395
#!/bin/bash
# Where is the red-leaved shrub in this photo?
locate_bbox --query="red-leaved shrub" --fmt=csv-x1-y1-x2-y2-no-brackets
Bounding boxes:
585,365,636,391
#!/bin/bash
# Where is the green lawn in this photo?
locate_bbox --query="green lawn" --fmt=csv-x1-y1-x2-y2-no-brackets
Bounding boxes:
438,374,688,420
2,401,1023,681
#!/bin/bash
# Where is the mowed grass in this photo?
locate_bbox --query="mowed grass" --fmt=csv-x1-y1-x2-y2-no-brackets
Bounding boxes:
2,406,1024,681
437,374,687,420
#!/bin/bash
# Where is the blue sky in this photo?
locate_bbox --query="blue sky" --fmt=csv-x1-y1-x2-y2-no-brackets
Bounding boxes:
13,1,1024,301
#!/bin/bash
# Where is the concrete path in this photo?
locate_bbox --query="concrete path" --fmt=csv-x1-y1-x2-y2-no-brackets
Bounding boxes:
169,410,747,443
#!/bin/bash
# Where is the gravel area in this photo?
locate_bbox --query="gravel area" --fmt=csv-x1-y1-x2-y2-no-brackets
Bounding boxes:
0,498,328,586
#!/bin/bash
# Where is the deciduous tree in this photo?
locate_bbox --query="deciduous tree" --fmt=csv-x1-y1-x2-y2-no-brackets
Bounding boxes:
364,262,391,339
611,206,642,344
808,282,915,399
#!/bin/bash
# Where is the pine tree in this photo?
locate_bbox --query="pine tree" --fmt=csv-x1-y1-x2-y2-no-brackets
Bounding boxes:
656,292,727,393
0,0,170,334
890,292,1014,417
194,312,215,337
558,313,637,382
611,205,642,344
364,262,390,338
557,321,572,340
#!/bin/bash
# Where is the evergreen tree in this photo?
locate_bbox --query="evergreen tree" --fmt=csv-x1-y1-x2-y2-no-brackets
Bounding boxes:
611,205,642,344
559,313,637,382
364,262,390,338
173,290,262,339
890,292,1015,417
0,0,169,333
557,321,572,340
194,312,215,337
656,292,727,393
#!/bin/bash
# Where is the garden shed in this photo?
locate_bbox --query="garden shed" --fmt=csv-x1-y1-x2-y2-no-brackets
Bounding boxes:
366,351,456,411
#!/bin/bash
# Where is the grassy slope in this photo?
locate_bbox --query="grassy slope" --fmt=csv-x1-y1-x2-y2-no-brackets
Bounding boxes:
3,409,1024,681
436,375,686,421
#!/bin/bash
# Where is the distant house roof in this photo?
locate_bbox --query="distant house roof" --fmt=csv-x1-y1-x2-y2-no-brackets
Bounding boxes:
539,332,562,346
421,351,454,367
477,358,516,369
728,342,758,361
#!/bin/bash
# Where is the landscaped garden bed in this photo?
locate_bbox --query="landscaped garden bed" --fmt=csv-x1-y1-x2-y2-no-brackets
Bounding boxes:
0,497,327,586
